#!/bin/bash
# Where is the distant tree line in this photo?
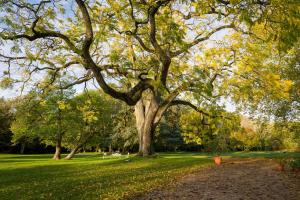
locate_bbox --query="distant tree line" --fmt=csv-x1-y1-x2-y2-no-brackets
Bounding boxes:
1,89,298,159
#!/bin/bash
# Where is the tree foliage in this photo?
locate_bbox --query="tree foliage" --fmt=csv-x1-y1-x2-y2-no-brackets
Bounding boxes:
0,98,13,152
180,107,241,152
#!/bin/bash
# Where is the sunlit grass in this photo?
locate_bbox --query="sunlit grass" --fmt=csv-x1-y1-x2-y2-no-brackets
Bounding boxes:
0,151,298,200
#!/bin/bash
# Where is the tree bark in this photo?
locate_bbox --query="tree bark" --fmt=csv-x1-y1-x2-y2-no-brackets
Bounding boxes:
134,99,145,154
53,101,63,160
20,142,26,154
53,134,62,160
135,93,159,156
64,146,80,160
141,119,155,156
64,134,91,160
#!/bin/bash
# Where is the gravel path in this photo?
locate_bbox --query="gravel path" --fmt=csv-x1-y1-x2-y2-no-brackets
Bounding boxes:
133,158,300,200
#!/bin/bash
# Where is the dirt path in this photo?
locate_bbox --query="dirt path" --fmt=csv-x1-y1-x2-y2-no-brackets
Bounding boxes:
133,158,300,200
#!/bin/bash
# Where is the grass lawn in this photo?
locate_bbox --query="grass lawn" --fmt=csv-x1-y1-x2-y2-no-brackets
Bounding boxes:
0,151,299,200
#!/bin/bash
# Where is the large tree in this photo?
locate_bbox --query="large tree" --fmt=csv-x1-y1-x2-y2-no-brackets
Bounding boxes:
0,0,298,155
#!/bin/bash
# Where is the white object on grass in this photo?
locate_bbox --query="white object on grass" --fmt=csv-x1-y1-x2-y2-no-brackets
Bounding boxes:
112,153,122,157
102,152,107,159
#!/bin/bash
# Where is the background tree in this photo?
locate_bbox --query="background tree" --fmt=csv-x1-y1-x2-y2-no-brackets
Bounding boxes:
64,90,120,159
155,107,184,152
11,88,75,159
112,105,139,152
180,106,241,152
0,98,13,152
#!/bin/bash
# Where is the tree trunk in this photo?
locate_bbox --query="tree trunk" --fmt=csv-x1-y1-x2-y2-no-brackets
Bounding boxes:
64,146,80,160
53,102,63,160
135,99,145,154
53,134,62,160
65,125,94,160
20,142,26,154
134,86,179,156
141,120,155,156
135,93,159,156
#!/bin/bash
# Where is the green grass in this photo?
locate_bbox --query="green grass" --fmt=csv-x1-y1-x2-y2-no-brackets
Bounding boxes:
0,151,299,200
222,151,300,159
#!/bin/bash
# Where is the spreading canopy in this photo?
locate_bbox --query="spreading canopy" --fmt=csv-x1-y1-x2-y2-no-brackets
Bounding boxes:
1,0,297,109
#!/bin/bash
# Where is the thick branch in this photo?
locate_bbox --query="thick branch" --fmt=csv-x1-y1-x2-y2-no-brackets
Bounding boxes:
91,67,153,105
153,85,183,125
170,100,210,116
123,1,152,53
149,3,163,53
75,0,93,54
75,0,155,106
170,100,231,120
1,29,80,54
149,1,173,87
